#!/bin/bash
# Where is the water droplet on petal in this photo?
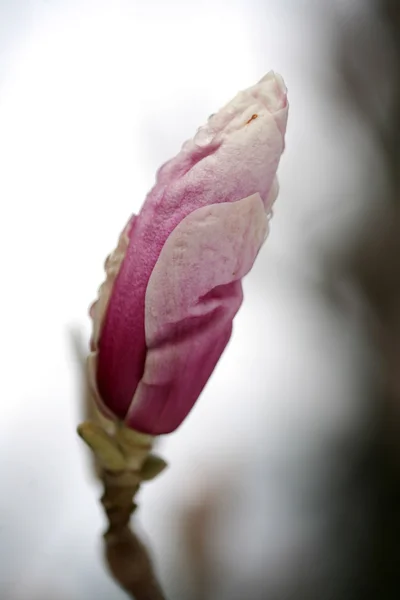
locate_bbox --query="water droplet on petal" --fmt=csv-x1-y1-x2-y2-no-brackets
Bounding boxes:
194,126,214,147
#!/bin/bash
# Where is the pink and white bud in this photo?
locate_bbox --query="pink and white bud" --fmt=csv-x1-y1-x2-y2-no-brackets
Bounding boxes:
89,72,289,435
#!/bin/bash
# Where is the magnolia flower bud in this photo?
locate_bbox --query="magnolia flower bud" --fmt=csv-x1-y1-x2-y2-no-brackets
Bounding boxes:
89,72,289,435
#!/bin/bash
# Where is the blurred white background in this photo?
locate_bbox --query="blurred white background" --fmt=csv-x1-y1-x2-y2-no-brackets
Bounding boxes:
0,1,386,599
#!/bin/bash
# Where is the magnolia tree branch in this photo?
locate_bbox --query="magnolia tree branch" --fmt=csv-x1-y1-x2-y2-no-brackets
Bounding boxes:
104,526,166,600
77,421,168,600
101,468,167,600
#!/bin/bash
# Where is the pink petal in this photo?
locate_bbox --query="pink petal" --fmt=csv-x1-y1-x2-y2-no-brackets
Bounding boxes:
124,193,268,434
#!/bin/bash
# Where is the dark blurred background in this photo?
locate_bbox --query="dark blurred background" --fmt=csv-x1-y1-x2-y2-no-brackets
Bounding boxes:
0,0,399,599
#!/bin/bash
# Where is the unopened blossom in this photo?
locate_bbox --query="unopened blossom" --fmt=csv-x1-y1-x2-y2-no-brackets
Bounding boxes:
88,72,289,435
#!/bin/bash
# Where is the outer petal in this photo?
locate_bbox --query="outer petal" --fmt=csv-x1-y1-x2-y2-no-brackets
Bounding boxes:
92,214,139,419
124,193,268,434
90,214,136,350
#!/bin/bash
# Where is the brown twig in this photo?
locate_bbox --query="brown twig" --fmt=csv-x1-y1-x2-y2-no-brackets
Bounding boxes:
101,470,167,600
76,420,168,600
